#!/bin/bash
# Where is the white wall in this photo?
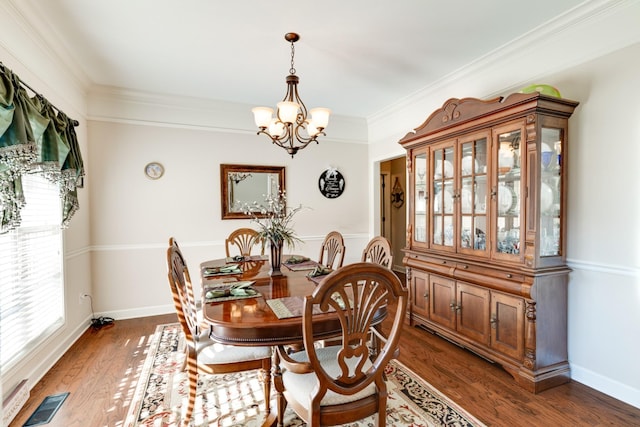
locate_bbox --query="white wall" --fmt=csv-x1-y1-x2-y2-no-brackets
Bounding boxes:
86,117,370,317
366,2,640,408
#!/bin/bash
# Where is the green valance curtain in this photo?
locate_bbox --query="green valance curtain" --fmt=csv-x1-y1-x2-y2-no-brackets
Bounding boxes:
0,62,85,232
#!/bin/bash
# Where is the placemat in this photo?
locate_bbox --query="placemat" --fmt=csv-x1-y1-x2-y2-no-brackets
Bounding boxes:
282,260,319,271
204,281,260,303
266,295,346,319
307,274,330,285
265,296,329,319
224,255,268,263
202,264,242,277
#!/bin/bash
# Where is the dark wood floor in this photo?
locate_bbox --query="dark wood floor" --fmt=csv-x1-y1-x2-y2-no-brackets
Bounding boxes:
9,312,640,426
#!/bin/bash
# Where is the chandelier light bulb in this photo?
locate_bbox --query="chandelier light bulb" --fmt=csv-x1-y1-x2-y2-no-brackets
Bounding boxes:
251,107,273,128
268,119,285,138
306,121,320,137
310,107,330,129
277,101,300,124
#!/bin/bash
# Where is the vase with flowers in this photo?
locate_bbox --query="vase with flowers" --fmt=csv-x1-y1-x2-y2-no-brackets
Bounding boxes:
242,190,303,276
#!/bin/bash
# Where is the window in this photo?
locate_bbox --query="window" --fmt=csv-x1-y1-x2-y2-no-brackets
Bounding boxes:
0,173,65,371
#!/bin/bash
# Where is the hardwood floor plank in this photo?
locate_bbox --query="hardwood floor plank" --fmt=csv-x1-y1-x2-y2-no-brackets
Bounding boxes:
8,311,640,426
9,314,177,427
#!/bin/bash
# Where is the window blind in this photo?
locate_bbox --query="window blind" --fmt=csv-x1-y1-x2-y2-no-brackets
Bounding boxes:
0,173,64,371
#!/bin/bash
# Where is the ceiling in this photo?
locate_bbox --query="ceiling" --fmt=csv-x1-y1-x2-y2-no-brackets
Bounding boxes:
14,0,586,118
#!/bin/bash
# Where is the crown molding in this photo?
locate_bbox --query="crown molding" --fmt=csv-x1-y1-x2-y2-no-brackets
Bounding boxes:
4,0,91,92
87,85,369,144
367,0,640,145
1,1,89,117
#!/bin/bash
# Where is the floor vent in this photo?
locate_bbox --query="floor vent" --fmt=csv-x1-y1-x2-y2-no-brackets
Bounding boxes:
2,379,29,427
23,392,69,426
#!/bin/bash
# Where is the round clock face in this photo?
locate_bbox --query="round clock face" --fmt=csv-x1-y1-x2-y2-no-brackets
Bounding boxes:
144,162,164,179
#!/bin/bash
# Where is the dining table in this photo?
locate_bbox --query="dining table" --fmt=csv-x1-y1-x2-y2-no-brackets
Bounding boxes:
199,254,348,345
199,254,387,426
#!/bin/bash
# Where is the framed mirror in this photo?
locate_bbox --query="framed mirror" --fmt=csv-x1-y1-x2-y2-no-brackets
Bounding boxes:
221,164,286,219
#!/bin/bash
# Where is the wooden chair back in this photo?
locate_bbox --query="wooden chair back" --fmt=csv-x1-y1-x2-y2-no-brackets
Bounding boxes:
296,262,407,426
361,236,393,268
167,237,272,426
225,228,264,257
167,237,199,341
318,230,345,269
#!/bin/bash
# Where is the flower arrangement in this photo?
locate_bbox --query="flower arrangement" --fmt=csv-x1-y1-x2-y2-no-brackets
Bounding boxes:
242,190,304,249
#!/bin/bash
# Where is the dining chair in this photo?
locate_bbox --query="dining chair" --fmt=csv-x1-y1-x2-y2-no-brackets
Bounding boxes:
166,237,272,426
225,227,264,257
318,231,345,270
274,262,408,427
361,236,393,269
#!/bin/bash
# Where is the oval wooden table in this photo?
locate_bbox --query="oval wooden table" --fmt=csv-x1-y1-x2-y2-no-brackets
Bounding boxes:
199,256,386,427
200,256,346,345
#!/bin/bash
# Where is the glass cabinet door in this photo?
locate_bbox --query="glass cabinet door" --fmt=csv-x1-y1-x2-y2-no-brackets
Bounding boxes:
492,123,524,260
432,144,455,249
540,127,562,256
413,150,428,246
458,134,488,255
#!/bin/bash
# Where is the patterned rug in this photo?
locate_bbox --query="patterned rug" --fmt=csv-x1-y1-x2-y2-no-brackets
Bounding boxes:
125,323,486,427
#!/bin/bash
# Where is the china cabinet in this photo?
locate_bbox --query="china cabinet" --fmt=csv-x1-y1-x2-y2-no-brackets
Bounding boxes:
399,92,578,392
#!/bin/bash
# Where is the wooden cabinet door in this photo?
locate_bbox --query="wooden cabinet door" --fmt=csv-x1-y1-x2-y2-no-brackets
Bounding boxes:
429,275,456,330
411,269,430,319
411,147,429,249
456,282,490,344
490,292,525,360
491,120,526,264
457,132,490,258
430,141,456,253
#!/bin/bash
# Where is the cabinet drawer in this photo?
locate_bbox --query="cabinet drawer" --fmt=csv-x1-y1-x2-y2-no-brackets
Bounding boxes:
406,253,454,275
454,262,525,283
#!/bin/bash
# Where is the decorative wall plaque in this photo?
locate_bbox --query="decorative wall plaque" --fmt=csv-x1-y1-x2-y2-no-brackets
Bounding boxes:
391,177,404,208
318,167,345,199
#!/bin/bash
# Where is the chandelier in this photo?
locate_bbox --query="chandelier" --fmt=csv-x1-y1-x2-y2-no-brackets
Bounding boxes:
252,33,330,158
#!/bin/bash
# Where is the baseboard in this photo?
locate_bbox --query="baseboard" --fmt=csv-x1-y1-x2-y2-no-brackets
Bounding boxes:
570,363,640,409
2,379,29,426
97,304,175,321
2,315,91,425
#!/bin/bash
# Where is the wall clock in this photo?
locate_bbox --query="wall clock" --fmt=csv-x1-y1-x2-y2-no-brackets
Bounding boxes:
144,162,164,180
318,167,345,198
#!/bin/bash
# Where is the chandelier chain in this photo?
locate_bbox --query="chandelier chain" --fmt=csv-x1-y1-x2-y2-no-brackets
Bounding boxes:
289,40,296,75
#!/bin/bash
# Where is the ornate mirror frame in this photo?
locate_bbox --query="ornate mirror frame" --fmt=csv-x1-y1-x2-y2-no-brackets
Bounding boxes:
221,164,286,220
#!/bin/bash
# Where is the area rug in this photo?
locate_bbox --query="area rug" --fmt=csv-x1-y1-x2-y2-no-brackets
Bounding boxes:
125,323,485,427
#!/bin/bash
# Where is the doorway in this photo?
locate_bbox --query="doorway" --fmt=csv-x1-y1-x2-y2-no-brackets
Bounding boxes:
380,156,407,273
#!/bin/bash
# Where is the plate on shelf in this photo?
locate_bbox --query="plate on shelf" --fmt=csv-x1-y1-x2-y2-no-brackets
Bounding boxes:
498,184,517,214
461,156,479,175
434,160,454,179
540,182,554,213
498,149,514,174
434,188,453,213
461,186,476,212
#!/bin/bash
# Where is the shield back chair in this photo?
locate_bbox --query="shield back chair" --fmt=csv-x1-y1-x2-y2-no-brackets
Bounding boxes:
318,231,346,270
361,236,393,269
274,262,408,427
225,227,264,258
166,237,272,426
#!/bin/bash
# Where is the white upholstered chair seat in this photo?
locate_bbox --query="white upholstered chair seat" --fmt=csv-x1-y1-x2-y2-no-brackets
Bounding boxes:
195,332,272,364
282,346,376,407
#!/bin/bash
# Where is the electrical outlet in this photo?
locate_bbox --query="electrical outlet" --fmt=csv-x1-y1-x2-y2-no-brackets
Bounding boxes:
79,293,90,304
